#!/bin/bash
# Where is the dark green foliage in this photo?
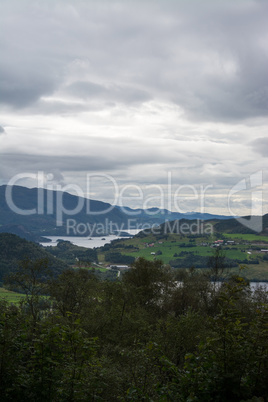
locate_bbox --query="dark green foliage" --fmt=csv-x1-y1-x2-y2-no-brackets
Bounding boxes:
214,214,268,235
0,257,267,401
48,268,100,319
170,253,210,268
45,240,98,264
178,279,268,401
179,242,196,247
4,258,51,322
105,251,135,264
122,258,174,312
0,233,68,283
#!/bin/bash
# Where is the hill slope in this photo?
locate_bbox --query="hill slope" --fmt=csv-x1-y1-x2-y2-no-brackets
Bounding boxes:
136,215,268,237
213,214,268,234
0,233,68,283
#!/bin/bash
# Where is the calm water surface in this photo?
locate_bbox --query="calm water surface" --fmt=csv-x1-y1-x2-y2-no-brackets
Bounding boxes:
40,230,140,248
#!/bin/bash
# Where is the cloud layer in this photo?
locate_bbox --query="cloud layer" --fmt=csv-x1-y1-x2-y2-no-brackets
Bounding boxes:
0,0,267,215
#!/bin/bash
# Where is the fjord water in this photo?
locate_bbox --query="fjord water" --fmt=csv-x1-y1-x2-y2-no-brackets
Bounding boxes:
40,229,140,248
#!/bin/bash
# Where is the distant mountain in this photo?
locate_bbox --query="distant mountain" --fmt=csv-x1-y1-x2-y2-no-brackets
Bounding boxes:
0,185,231,240
136,215,268,237
0,233,68,283
213,214,268,235
0,185,127,240
115,206,231,222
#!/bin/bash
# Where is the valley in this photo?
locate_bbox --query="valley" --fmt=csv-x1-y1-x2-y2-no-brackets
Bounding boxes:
96,230,268,281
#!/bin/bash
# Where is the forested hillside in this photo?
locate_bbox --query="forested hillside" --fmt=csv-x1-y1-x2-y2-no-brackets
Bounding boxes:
0,233,68,283
213,213,268,234
45,240,98,265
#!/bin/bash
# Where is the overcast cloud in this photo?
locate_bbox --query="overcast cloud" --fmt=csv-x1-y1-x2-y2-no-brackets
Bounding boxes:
0,0,267,215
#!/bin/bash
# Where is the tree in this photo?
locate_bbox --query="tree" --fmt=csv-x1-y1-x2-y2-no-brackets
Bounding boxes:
122,258,174,310
4,258,51,323
207,247,228,281
48,268,99,320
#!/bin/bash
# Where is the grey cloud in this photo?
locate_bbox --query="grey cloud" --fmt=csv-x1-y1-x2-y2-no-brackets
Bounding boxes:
0,3,64,108
141,1,268,122
65,81,151,104
250,137,268,157
1,0,267,120
47,170,66,185
0,28,62,109
67,81,106,98
0,147,177,176
0,126,5,134
0,76,57,109
28,99,92,115
0,154,127,178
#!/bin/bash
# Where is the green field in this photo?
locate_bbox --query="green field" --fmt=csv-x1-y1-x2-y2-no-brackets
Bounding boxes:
121,245,249,264
100,231,268,280
118,235,248,263
223,233,268,242
0,287,25,304
73,263,107,272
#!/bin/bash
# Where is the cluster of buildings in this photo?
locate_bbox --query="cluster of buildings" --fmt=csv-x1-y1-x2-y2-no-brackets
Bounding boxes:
213,240,235,246
144,241,163,248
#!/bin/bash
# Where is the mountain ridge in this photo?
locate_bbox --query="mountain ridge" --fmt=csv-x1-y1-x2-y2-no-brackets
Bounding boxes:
0,185,252,241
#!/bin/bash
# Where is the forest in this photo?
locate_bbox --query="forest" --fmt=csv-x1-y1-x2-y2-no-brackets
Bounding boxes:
1,256,267,401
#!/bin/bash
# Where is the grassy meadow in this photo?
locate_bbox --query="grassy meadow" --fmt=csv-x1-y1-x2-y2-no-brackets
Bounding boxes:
99,231,268,280
0,287,25,304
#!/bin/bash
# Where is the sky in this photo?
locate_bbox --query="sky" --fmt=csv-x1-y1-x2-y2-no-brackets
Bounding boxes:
0,0,267,216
